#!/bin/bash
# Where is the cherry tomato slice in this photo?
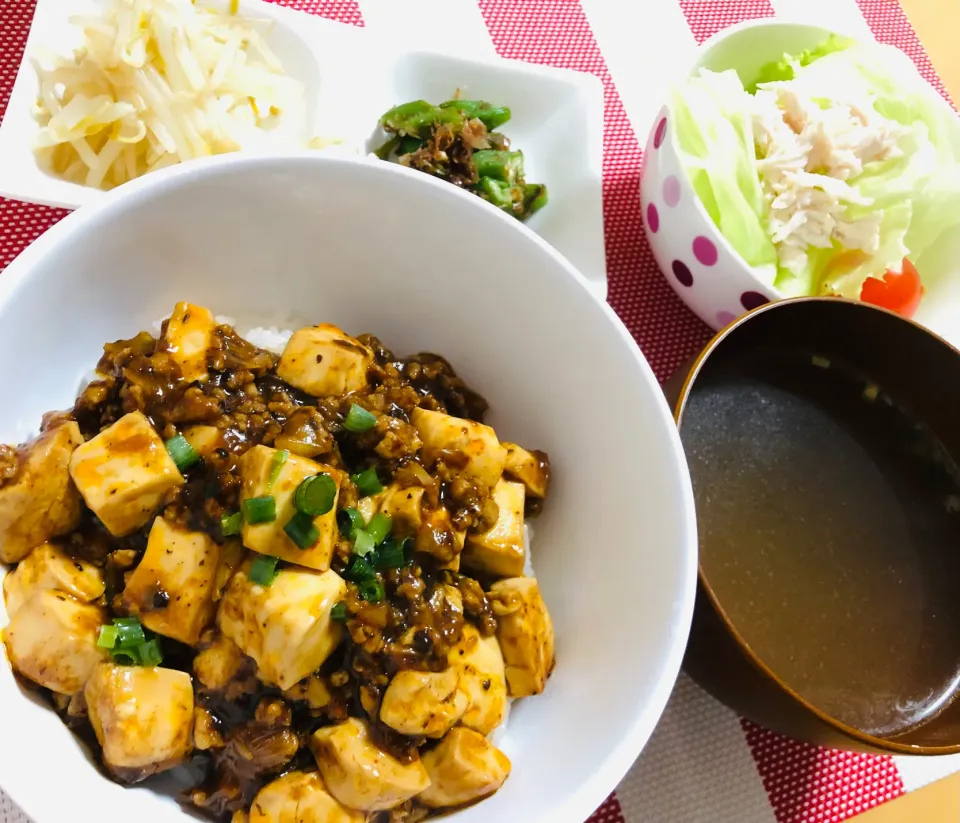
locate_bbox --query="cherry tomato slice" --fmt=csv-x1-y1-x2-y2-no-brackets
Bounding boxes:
859,258,924,318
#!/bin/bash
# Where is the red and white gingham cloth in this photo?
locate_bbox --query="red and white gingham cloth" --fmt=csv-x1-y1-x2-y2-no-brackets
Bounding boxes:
2,1,959,821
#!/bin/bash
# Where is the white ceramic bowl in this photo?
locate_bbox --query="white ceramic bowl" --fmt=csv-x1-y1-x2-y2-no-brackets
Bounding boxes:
640,20,960,347
0,154,696,823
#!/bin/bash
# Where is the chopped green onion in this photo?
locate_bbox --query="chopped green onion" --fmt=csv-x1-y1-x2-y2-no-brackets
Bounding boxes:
294,474,337,516
97,624,119,649
345,554,376,582
249,554,280,586
137,639,164,667
100,617,164,666
111,648,140,666
338,508,364,538
165,434,201,472
375,537,408,570
366,513,392,545
351,467,384,497
284,511,321,549
358,578,385,603
353,529,375,557
243,496,276,524
331,602,349,622
113,617,145,648
267,449,289,490
221,511,242,536
343,404,377,433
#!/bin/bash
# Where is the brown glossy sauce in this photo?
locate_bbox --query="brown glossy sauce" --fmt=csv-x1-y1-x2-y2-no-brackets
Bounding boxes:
682,347,960,737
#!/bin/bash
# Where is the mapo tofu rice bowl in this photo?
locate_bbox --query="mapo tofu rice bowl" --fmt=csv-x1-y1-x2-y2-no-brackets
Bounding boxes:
0,302,555,822
0,154,696,823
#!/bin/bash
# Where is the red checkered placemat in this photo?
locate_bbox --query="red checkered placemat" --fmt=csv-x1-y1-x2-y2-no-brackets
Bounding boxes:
1,2,957,822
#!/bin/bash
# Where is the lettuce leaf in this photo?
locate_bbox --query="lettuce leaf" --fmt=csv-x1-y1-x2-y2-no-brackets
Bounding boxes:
747,34,855,93
765,43,960,296
671,36,960,304
670,70,778,283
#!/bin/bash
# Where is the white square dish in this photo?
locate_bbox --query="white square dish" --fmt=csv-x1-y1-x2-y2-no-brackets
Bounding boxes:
0,0,607,296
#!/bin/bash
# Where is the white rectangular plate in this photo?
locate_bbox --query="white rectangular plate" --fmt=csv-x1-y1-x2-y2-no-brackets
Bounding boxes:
0,0,607,297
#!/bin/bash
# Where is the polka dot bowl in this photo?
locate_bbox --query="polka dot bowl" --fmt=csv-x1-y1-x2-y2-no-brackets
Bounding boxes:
641,99,774,332
640,20,960,345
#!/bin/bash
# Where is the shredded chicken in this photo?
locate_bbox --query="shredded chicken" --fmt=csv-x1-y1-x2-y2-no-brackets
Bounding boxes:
752,84,906,275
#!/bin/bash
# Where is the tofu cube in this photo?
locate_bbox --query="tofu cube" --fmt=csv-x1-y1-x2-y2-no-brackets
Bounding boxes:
2,541,104,617
239,445,340,571
217,559,345,690
309,718,430,811
120,517,221,646
414,507,465,564
378,485,425,537
4,589,106,694
160,302,217,383
462,480,526,578
69,411,184,537
489,577,555,697
193,632,247,691
250,771,365,823
181,425,227,458
411,408,506,490
448,624,508,736
84,663,194,780
0,421,83,563
379,667,467,738
277,324,372,397
502,442,550,498
419,727,512,809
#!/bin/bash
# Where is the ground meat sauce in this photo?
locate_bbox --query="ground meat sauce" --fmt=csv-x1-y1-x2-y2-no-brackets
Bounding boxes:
13,320,550,822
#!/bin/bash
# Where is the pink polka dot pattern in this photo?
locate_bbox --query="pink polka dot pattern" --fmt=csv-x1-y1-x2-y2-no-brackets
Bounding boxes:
716,309,737,328
672,260,694,288
743,720,904,822
740,290,769,310
478,0,710,383
663,175,681,207
646,202,660,233
653,116,668,149
693,235,718,266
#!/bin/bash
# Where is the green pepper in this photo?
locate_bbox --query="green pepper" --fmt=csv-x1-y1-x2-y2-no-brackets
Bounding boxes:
474,150,524,185
521,183,549,219
476,176,515,211
380,100,464,138
374,134,401,160
440,100,512,130
398,135,423,155
475,178,549,222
